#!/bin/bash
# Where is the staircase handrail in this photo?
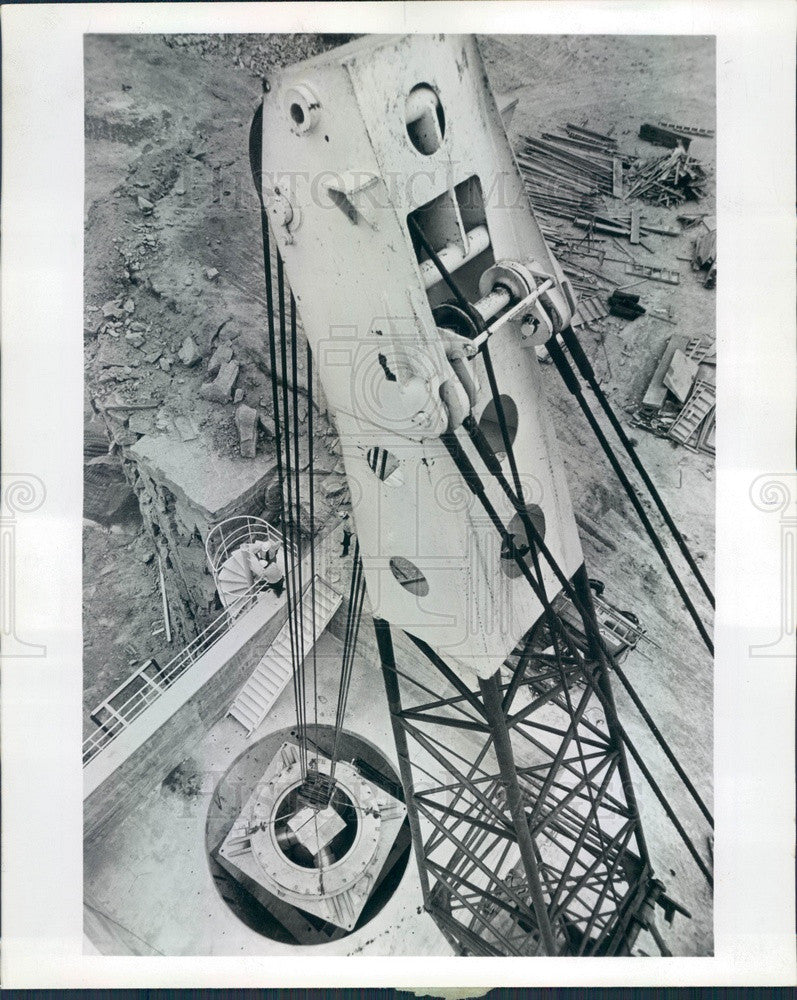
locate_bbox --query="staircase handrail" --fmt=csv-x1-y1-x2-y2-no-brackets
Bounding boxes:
205,516,293,578
83,574,274,767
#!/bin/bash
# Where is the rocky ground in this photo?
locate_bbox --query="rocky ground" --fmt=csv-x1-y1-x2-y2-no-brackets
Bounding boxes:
84,32,715,954
82,34,352,733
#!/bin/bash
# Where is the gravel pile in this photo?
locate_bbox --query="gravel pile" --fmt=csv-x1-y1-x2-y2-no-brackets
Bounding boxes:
162,33,357,81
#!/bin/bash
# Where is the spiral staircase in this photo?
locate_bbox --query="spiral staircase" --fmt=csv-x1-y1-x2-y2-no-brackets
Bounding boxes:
206,516,288,612
206,516,342,736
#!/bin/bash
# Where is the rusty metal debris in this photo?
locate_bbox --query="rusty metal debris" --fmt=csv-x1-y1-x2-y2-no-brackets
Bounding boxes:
608,289,646,320
639,122,692,150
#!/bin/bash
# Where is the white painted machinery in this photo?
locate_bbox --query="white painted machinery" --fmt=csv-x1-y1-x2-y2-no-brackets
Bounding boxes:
241,33,704,956
258,34,582,683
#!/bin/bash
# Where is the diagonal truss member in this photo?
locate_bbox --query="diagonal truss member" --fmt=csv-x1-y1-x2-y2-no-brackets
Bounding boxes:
375,566,684,957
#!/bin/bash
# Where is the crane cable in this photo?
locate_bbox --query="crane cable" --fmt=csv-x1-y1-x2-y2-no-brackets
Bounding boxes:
251,107,312,778
546,336,714,656
330,541,366,782
250,106,360,784
559,324,714,608
306,342,320,770
407,213,712,655
287,285,309,772
277,257,308,777
255,170,307,777
411,217,713,885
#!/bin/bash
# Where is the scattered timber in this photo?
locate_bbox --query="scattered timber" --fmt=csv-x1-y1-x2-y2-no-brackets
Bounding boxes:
625,147,708,205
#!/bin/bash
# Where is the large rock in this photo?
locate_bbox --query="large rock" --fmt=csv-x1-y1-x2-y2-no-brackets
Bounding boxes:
321,475,346,498
258,410,276,437
102,299,124,320
174,415,198,442
199,360,239,403
235,403,258,458
83,455,140,527
207,341,234,377
178,335,202,367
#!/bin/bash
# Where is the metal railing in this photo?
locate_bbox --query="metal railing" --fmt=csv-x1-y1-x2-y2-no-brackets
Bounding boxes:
82,575,276,767
205,516,290,578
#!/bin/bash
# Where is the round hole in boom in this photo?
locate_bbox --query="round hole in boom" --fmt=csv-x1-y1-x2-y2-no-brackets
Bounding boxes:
389,556,430,597
290,102,305,125
477,395,519,461
405,84,445,155
500,503,547,580
365,447,405,488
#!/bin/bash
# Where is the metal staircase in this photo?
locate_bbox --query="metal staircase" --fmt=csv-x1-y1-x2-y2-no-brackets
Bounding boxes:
228,576,342,735
205,515,291,611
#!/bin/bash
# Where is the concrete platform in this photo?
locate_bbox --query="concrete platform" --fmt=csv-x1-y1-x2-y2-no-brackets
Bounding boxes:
130,432,278,524
83,630,452,956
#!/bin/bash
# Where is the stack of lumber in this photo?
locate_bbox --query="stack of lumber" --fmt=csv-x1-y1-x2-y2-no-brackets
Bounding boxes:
516,123,632,220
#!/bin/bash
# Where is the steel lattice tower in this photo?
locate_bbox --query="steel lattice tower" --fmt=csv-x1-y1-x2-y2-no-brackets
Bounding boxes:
375,565,679,956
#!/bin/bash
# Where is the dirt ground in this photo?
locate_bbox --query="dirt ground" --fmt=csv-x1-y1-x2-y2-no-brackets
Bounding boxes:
82,33,350,732
84,32,715,955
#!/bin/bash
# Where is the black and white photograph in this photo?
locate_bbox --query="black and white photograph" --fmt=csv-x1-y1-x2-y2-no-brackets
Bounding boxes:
81,31,716,957
1,0,794,988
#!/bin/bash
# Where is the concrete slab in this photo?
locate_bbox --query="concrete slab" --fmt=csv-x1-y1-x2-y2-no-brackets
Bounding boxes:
130,433,277,519
83,630,452,957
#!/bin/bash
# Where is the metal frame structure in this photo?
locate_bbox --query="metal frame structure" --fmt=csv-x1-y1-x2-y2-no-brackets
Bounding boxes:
248,33,710,957
375,564,684,956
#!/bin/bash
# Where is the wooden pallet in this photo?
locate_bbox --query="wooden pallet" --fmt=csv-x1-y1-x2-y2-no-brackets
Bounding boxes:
625,261,680,285
696,406,716,455
684,338,711,363
668,379,716,444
